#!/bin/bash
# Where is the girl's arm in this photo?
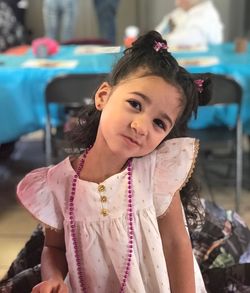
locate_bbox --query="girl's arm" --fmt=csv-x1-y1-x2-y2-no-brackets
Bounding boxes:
158,191,195,293
32,228,69,293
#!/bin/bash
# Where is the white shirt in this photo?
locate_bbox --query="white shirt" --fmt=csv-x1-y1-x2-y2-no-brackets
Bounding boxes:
156,0,223,47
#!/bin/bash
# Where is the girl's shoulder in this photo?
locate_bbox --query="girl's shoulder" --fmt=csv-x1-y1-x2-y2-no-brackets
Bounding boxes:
132,136,198,186
151,137,199,217
17,156,74,189
156,137,198,155
154,137,199,187
135,137,198,166
16,157,74,229
154,137,199,181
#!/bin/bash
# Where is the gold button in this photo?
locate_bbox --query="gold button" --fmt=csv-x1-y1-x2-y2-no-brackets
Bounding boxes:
98,184,105,192
100,196,107,203
101,208,109,216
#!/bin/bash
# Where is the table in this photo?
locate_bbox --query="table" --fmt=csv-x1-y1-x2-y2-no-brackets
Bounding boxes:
0,46,122,143
173,43,250,132
0,43,250,144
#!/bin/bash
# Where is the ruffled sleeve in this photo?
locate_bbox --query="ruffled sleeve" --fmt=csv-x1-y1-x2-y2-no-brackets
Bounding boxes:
153,137,199,217
17,167,64,230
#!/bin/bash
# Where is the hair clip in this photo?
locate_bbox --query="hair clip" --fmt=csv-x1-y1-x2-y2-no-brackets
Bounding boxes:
153,41,168,52
194,79,204,93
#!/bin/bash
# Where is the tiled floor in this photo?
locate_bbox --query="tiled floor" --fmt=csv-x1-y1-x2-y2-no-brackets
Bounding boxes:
0,132,249,280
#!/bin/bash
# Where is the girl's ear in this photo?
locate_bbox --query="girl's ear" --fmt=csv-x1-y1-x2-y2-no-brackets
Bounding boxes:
95,82,112,110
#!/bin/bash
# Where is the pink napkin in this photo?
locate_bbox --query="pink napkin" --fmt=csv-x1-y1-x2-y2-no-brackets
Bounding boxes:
32,37,59,57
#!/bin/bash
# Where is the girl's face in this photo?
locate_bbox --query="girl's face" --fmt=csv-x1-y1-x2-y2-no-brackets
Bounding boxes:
94,73,183,159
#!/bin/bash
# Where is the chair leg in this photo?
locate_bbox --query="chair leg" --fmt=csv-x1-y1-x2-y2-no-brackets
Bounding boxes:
45,116,52,166
199,152,216,204
235,121,243,212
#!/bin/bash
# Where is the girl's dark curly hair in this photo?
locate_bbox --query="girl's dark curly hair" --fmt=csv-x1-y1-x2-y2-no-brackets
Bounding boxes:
68,30,212,231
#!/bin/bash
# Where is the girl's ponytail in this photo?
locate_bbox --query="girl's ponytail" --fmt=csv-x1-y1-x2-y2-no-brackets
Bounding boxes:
192,73,213,106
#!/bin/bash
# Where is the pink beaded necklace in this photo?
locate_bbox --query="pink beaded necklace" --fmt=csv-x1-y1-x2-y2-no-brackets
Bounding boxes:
69,147,134,293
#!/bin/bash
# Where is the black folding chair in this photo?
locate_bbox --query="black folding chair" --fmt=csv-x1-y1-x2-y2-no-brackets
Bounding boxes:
188,74,243,212
60,38,112,46
44,73,107,165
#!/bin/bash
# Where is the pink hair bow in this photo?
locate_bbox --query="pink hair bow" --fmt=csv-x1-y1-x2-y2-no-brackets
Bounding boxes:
194,79,204,93
153,41,168,52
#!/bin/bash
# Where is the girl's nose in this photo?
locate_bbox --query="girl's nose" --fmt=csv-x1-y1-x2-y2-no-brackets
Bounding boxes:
131,119,148,136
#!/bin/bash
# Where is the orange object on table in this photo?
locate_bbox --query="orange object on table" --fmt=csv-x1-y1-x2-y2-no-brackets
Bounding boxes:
4,45,30,55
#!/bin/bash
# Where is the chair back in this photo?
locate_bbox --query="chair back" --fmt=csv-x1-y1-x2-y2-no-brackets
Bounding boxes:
208,74,242,106
45,73,107,107
189,74,243,212
45,73,107,165
60,38,112,46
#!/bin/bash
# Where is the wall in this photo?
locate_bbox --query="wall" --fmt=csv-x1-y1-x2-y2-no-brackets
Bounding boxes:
244,0,250,37
25,0,138,44
214,0,245,41
25,0,246,44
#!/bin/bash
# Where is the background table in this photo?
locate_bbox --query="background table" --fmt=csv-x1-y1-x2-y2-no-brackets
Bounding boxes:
0,43,250,144
0,46,121,143
173,43,250,133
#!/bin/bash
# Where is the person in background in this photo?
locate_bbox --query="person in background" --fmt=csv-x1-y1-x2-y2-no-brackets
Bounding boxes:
42,0,78,42
7,0,28,26
17,30,211,292
93,0,120,44
0,0,26,52
156,0,223,48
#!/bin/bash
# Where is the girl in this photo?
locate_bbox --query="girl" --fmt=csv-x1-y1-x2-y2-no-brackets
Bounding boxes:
17,31,211,292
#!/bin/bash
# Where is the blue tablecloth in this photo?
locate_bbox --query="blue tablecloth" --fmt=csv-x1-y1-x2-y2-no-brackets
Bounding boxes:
0,46,122,143
173,43,250,132
0,43,250,143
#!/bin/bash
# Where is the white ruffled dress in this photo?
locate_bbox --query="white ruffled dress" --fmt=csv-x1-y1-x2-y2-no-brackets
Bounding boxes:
17,137,207,292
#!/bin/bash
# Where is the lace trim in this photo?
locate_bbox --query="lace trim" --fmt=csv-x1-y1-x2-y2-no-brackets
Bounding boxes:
157,139,200,219
179,138,200,191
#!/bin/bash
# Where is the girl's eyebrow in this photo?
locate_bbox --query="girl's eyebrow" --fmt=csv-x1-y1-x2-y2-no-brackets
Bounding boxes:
130,91,151,104
130,91,173,127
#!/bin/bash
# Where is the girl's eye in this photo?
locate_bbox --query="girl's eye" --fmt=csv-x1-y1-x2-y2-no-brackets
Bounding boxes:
154,119,166,130
128,100,141,111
